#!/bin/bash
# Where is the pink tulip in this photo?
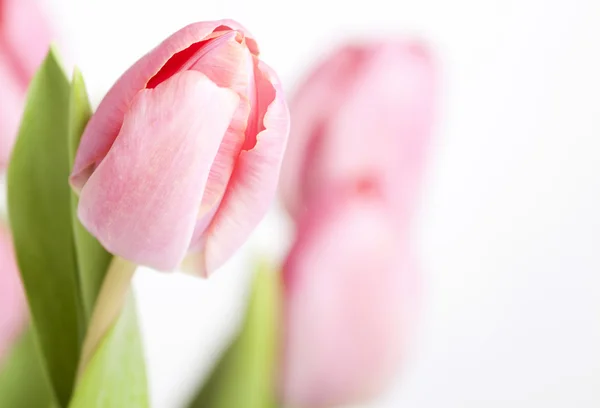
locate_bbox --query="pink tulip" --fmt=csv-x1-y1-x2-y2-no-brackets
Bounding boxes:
71,20,289,274
279,39,436,406
280,186,420,408
279,40,436,222
0,0,52,169
0,223,26,362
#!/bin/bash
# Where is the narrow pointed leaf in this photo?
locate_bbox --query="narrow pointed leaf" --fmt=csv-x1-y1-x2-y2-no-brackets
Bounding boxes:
66,69,149,407
68,69,112,321
189,262,281,408
0,327,55,408
69,292,149,408
7,47,84,405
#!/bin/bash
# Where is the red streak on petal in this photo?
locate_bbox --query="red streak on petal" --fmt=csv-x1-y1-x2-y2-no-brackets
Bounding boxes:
146,39,211,89
146,29,241,89
243,58,276,150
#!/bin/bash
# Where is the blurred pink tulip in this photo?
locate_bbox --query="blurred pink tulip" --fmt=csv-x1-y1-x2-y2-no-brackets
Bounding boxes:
0,0,52,169
71,20,289,274
280,187,420,408
279,40,436,221
279,40,436,407
0,223,26,362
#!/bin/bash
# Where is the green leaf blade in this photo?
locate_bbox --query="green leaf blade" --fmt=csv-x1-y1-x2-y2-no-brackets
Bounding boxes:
7,47,84,406
189,262,281,408
66,68,149,408
69,293,149,408
0,327,55,408
68,68,112,321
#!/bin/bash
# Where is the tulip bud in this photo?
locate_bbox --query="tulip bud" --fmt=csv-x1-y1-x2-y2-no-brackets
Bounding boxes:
280,40,435,221
279,39,435,407
71,20,289,274
0,0,52,169
0,223,26,362
280,186,420,408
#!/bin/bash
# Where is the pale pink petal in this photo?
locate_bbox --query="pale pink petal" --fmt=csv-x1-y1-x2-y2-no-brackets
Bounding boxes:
0,50,26,169
318,42,436,221
77,71,238,271
279,45,367,217
188,31,253,95
190,32,254,223
0,0,52,169
0,223,26,362
1,0,52,82
281,194,416,407
71,20,255,190
280,41,436,221
213,19,258,55
197,61,290,275
194,100,250,226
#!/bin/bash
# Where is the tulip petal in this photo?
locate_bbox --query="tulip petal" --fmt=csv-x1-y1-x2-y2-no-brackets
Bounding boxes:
198,61,289,274
281,195,414,407
280,42,435,221
0,0,51,169
1,0,52,82
195,101,250,222
190,32,254,222
320,42,436,221
188,31,253,95
77,71,238,271
279,45,367,217
0,224,26,361
215,20,258,55
0,51,26,168
71,20,256,190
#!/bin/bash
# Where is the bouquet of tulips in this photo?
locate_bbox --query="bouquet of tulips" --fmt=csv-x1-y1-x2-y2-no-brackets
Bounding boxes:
0,1,435,407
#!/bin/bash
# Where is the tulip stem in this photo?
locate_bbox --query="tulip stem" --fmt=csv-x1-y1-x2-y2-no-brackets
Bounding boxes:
76,256,137,380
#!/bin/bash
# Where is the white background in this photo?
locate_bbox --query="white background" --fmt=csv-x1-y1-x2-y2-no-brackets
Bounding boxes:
29,0,600,406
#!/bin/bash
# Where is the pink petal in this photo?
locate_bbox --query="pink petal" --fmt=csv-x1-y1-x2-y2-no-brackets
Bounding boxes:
0,223,26,362
280,41,436,221
195,100,250,226
0,50,26,169
77,71,239,271
281,193,417,407
319,42,436,222
279,45,366,217
192,61,290,275
1,0,52,82
189,31,254,95
71,20,256,191
0,0,52,169
189,32,254,223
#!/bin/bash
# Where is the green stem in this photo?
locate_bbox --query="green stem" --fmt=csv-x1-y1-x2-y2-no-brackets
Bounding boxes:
76,256,137,379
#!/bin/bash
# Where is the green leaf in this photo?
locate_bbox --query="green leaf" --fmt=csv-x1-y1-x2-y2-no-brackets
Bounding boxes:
7,47,84,406
0,327,55,408
69,292,149,408
66,69,149,407
7,49,149,408
68,68,112,322
188,262,281,408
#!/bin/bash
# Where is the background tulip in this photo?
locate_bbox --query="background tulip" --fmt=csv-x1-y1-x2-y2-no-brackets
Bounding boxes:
280,187,420,408
71,20,289,274
0,0,52,169
279,40,435,222
0,223,26,362
278,39,435,407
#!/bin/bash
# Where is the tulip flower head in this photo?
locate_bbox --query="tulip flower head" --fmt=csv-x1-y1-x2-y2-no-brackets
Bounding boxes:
280,40,435,222
279,39,435,407
280,185,420,408
0,0,52,169
71,20,289,274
